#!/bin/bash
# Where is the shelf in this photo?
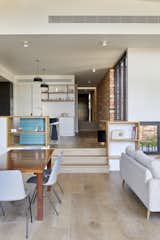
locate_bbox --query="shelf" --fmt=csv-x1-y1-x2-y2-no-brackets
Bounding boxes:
101,120,139,125
42,99,74,102
41,91,74,94
110,138,139,142
8,144,46,148
7,116,49,119
109,121,139,125
8,131,47,134
109,155,121,159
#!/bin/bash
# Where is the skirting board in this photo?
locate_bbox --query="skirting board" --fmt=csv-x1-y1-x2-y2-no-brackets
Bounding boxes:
109,159,120,171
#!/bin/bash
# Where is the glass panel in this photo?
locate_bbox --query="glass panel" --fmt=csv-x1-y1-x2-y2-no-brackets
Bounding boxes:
140,125,158,153
114,53,127,121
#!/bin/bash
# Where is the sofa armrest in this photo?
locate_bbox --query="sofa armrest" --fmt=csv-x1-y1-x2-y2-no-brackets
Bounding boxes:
148,178,160,211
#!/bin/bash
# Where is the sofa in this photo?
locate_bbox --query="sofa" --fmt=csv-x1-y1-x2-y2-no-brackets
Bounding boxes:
120,146,160,219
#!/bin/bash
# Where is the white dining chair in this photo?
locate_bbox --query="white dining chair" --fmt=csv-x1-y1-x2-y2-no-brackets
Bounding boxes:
0,170,33,238
43,151,64,193
27,152,63,216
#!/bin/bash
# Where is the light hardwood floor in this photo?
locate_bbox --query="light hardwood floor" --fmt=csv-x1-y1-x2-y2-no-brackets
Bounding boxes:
0,173,160,240
52,131,104,148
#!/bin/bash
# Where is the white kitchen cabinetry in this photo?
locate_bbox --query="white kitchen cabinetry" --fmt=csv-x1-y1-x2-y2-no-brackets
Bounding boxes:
59,117,75,136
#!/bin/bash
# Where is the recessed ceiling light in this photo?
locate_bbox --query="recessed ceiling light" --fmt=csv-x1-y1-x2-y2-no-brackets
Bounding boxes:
102,40,108,47
23,41,29,48
92,68,96,73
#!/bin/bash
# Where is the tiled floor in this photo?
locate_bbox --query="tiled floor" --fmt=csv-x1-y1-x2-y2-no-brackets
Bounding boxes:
0,173,160,240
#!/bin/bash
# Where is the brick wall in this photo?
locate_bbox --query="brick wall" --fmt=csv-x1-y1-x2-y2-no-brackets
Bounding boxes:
97,68,115,128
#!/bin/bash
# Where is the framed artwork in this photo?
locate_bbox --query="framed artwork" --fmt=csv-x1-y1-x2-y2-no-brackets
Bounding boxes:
111,129,125,139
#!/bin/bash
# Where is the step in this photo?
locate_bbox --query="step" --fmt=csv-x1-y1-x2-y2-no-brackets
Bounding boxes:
52,155,107,165
52,147,106,156
52,146,107,173
60,164,109,173
79,121,98,130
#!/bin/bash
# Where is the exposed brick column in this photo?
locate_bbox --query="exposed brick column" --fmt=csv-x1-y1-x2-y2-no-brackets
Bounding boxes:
97,68,115,129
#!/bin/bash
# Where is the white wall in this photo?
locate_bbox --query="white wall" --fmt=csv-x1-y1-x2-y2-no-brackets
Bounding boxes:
0,118,8,154
128,48,160,121
14,75,75,118
14,83,32,115
0,64,14,82
42,102,75,118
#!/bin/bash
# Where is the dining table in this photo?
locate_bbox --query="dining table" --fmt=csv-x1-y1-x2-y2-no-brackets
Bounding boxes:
0,148,53,221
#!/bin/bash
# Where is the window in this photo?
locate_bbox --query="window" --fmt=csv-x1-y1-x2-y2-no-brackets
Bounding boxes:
140,122,160,154
114,53,127,120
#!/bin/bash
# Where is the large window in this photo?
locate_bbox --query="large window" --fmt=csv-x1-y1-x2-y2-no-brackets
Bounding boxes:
114,53,127,120
140,122,160,154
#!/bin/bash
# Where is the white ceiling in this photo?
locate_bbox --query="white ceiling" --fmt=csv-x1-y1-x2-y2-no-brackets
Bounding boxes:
1,35,160,85
1,0,160,17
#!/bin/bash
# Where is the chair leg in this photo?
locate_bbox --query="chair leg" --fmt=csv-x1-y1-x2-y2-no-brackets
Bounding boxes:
31,189,37,204
0,203,5,216
122,179,125,188
25,199,29,239
52,187,62,204
28,196,33,223
47,196,59,216
147,209,151,220
57,181,64,194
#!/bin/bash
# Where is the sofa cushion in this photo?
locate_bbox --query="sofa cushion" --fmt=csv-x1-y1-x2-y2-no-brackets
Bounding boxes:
125,146,136,158
135,150,154,169
150,160,160,179
135,150,160,178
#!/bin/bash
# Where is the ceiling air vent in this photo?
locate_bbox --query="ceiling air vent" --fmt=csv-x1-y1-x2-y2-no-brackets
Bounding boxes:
48,15,160,24
17,79,73,83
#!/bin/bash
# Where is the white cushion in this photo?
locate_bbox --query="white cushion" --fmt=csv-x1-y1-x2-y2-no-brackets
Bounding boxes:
135,150,160,178
135,150,154,169
150,160,160,179
125,146,136,158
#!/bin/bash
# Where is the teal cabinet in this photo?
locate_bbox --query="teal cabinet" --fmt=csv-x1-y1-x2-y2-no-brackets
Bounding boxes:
19,118,45,145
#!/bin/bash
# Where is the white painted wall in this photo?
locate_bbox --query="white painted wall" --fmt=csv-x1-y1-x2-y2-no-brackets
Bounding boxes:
128,48,160,121
14,83,32,115
0,64,14,82
42,101,75,118
14,75,75,117
0,118,8,154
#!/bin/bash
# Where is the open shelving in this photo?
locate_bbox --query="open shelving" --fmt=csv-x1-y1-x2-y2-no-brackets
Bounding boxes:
41,84,75,102
41,99,74,102
105,121,140,164
7,116,50,147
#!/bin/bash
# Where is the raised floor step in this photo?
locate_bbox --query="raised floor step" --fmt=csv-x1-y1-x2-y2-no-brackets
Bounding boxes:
52,146,107,173
60,165,109,173
53,147,106,156
53,155,107,165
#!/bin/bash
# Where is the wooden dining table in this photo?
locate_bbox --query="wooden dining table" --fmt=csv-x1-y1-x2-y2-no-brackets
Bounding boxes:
0,149,53,221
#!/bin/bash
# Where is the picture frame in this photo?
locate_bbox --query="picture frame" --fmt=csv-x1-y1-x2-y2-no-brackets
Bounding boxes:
111,129,125,139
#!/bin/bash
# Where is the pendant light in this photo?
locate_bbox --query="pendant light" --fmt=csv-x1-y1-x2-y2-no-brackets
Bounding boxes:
40,68,49,88
33,59,43,82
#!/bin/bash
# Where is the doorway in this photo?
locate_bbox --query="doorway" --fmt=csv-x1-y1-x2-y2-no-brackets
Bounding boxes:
78,87,97,131
0,81,13,116
78,94,89,121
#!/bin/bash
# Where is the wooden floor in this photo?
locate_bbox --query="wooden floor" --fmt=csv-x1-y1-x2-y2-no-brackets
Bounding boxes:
0,173,160,240
51,131,104,148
